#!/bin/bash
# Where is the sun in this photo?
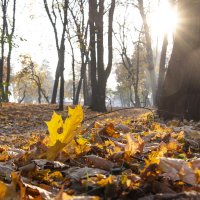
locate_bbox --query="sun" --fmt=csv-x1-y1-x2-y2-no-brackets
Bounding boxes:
151,1,178,37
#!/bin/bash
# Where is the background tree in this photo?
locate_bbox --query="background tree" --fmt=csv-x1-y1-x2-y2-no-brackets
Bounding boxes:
115,20,145,107
89,0,116,112
13,55,52,103
43,0,68,110
13,71,36,103
68,0,90,105
0,0,16,102
115,63,134,107
136,0,157,105
158,0,200,120
156,33,168,105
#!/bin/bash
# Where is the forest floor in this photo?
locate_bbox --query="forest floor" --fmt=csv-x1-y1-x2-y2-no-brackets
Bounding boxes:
0,103,200,199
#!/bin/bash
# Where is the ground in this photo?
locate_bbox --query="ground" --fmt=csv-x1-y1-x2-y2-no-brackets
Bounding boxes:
0,103,200,199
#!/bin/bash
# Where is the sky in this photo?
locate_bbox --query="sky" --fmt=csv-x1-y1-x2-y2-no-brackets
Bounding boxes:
13,0,57,73
10,0,177,91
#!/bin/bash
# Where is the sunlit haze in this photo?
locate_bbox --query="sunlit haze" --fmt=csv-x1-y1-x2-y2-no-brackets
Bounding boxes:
11,0,179,94
151,1,178,37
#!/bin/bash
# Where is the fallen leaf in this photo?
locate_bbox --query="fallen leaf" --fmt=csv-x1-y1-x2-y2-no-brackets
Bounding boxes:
115,123,131,133
97,175,115,187
159,157,196,185
62,167,107,180
84,155,116,171
125,133,144,156
191,158,200,170
33,159,68,170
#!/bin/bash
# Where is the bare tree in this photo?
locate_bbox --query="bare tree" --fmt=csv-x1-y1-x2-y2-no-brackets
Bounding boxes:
0,0,16,102
137,0,157,105
115,18,144,107
68,0,90,105
19,55,50,104
65,27,76,104
43,0,68,110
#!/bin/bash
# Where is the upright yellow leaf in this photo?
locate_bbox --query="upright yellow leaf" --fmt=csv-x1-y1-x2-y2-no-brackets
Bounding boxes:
46,112,64,146
45,105,83,160
62,105,84,144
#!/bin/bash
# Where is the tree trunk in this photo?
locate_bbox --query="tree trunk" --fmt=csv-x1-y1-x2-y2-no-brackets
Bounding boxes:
95,0,107,112
5,0,16,102
83,62,91,106
159,0,200,120
44,0,68,109
51,35,66,107
19,89,26,103
89,0,98,110
74,78,82,105
5,47,12,102
58,38,65,110
67,29,76,104
74,54,88,105
157,33,168,106
38,86,41,104
83,70,91,106
89,0,115,112
41,88,49,103
135,37,141,107
51,69,60,104
0,0,7,100
59,73,64,110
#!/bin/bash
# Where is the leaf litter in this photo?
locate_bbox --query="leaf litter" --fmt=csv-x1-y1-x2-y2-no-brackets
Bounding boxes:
0,103,200,199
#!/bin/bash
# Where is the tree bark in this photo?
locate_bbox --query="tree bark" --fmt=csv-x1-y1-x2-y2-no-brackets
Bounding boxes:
89,0,115,112
95,0,106,112
157,33,168,106
0,0,7,100
138,0,157,105
159,0,200,120
5,0,16,102
89,0,98,109
83,69,90,106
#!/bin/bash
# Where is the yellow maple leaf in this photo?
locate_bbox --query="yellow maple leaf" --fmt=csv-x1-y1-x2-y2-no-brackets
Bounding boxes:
0,172,21,200
0,181,7,200
97,175,115,187
45,105,83,159
46,112,64,146
125,134,144,156
76,135,88,146
195,169,200,184
143,143,168,168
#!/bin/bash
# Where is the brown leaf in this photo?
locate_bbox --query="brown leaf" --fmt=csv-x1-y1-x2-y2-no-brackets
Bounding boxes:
33,159,68,170
152,180,176,194
62,167,107,180
84,155,116,171
191,158,200,170
125,133,144,156
0,164,14,181
115,124,131,133
99,123,120,138
159,157,196,185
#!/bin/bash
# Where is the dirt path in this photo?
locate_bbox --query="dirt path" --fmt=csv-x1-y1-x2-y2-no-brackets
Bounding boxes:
0,103,151,134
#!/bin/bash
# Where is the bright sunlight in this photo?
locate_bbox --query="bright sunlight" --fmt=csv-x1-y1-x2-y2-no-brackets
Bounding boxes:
151,1,178,37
